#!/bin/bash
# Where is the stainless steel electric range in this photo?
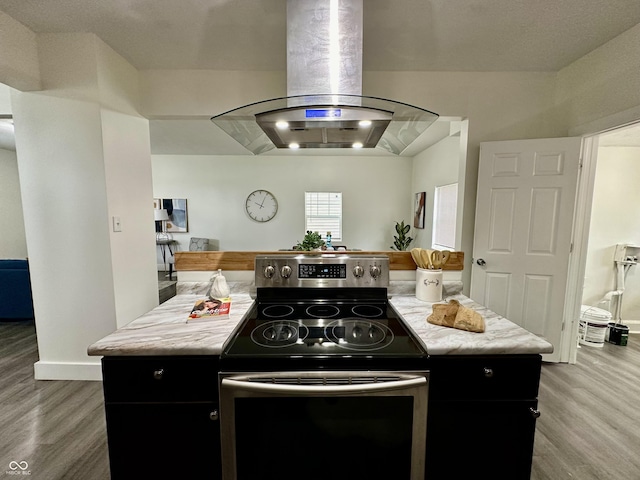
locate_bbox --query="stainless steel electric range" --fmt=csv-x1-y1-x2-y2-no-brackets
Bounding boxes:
219,254,429,480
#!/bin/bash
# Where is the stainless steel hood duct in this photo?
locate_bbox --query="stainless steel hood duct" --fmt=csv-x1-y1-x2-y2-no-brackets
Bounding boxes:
211,0,438,155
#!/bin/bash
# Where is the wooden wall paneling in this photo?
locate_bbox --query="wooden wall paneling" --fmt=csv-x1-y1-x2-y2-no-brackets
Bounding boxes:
175,251,464,271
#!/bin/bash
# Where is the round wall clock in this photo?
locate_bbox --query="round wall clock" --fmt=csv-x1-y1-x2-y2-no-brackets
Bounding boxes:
245,189,278,222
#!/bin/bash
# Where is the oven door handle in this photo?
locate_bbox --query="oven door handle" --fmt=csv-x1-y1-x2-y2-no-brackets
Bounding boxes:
221,373,427,396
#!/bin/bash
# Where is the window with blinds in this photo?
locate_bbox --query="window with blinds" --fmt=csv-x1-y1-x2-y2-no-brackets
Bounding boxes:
305,192,342,241
432,183,458,250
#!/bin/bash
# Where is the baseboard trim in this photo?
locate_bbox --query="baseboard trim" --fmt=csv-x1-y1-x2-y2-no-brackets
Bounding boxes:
623,320,640,334
34,360,103,381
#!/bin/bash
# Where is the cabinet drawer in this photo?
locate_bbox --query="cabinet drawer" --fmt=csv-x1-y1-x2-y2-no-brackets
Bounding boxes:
102,356,220,403
428,355,541,400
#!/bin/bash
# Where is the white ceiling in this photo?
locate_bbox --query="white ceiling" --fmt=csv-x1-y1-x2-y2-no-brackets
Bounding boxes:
2,0,640,72
1,0,640,153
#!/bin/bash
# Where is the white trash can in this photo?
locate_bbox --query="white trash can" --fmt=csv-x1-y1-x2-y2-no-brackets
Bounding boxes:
578,305,612,348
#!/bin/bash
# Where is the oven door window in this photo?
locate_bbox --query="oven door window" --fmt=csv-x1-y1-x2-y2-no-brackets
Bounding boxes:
220,372,428,480
237,396,412,479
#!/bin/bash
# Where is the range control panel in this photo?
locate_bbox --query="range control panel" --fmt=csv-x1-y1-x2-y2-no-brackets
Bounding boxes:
299,263,347,279
255,255,389,288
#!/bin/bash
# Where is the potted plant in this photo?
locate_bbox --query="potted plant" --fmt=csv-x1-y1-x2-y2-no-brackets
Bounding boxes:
295,231,326,251
390,221,413,251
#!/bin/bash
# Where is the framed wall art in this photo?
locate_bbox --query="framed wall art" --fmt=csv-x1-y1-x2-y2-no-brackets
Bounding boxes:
154,198,188,233
414,192,425,229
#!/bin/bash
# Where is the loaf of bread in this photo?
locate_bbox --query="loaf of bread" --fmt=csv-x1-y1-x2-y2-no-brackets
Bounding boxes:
427,299,461,327
427,299,486,333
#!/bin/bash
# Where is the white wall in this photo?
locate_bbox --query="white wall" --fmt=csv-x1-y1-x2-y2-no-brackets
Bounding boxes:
102,109,157,328
13,92,117,380
0,84,25,258
140,69,285,118
0,82,11,111
582,146,640,330
0,148,27,258
411,135,461,250
152,154,414,251
11,33,158,380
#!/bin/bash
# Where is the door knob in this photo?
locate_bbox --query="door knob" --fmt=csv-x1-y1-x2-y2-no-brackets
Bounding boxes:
476,258,486,266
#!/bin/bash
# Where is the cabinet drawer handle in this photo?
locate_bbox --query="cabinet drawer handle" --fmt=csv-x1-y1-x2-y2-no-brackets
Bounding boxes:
209,410,219,421
153,369,164,380
483,367,494,378
530,408,541,419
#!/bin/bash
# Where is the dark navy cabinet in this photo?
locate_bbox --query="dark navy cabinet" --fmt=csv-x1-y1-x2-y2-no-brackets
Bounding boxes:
101,356,221,480
425,355,542,480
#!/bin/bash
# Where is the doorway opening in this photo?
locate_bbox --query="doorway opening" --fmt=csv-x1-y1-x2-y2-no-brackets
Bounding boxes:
566,120,640,363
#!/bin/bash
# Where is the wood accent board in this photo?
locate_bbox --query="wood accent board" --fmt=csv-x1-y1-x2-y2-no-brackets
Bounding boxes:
175,251,464,271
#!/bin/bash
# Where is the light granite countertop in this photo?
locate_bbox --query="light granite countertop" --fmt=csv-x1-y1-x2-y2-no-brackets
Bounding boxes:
87,281,553,357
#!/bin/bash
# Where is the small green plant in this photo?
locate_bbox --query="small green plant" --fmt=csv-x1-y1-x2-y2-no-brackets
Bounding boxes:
390,221,413,251
295,231,326,251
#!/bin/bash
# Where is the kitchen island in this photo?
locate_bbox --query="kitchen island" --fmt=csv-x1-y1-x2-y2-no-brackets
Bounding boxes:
89,281,552,480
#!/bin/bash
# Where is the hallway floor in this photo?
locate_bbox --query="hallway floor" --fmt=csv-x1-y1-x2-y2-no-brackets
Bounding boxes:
531,337,640,479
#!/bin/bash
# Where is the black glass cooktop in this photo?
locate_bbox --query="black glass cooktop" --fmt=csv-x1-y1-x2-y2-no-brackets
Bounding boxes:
222,301,426,359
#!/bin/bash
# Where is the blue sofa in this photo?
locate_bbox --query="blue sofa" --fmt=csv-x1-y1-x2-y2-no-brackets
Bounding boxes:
0,259,35,320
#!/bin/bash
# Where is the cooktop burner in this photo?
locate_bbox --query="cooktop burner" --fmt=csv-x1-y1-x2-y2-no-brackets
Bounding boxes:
305,304,340,318
249,318,394,351
261,305,296,318
251,320,306,348
325,318,393,350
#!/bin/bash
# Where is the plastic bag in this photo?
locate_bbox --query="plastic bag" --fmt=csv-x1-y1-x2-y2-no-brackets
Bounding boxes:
209,269,230,298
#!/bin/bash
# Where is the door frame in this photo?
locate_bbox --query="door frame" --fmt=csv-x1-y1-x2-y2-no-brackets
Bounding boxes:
563,119,640,363
562,135,598,363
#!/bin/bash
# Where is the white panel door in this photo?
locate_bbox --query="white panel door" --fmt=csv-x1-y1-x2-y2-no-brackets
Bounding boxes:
471,138,582,362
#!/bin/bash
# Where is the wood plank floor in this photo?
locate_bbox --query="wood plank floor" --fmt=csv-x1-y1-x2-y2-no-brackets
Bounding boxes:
532,336,640,480
0,321,110,480
1,320,638,479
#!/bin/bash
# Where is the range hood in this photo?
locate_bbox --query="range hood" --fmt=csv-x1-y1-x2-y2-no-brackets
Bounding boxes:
211,0,438,155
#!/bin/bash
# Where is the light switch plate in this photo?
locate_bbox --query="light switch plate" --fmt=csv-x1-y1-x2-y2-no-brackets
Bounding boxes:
112,216,122,232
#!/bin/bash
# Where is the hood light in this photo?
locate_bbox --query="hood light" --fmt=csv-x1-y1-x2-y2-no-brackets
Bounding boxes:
289,143,300,149
358,120,372,127
352,142,363,149
276,121,289,129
